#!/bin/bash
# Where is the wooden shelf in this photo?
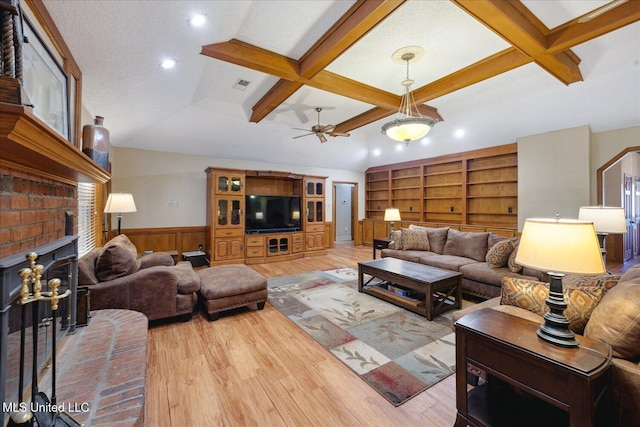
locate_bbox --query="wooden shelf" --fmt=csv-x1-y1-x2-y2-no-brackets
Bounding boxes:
0,103,110,184
364,284,425,308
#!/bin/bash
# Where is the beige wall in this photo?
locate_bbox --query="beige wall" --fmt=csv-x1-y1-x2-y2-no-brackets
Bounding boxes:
109,147,364,229
517,125,640,230
517,125,592,230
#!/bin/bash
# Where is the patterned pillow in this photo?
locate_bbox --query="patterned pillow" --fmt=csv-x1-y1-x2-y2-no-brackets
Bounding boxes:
563,274,621,293
486,238,516,268
401,228,430,251
500,276,607,335
507,246,523,273
388,230,402,250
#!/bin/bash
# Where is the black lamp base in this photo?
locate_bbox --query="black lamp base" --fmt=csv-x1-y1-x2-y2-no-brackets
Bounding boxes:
536,272,579,348
116,214,122,235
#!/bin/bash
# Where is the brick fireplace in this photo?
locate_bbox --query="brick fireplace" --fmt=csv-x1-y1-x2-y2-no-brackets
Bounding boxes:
0,166,78,258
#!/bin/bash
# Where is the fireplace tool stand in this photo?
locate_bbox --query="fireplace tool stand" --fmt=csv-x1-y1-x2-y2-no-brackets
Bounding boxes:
8,253,83,427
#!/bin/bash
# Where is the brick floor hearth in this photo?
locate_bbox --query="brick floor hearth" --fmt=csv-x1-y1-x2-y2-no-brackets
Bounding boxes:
39,309,148,427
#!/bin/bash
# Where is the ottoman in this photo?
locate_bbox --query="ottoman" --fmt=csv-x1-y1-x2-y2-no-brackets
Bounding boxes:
197,265,268,320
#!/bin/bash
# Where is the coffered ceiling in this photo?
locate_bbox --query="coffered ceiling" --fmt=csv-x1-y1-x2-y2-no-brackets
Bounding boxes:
42,0,640,172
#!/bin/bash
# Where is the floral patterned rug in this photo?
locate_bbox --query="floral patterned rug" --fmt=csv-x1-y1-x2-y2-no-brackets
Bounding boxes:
267,267,457,406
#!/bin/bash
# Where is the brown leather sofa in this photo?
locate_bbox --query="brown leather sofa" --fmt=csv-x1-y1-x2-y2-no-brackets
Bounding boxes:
78,234,200,321
452,265,640,426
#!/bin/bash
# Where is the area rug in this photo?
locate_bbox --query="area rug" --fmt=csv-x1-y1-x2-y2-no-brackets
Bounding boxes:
267,267,457,406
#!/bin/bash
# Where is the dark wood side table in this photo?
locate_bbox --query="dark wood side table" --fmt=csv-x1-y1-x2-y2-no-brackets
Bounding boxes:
372,238,391,259
454,308,611,427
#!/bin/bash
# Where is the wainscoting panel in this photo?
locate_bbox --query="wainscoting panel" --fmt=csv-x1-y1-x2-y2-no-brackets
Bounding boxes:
119,226,207,258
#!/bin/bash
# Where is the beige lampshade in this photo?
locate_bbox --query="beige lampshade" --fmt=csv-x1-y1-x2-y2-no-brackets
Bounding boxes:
104,193,137,214
384,208,401,222
515,218,605,275
578,206,627,234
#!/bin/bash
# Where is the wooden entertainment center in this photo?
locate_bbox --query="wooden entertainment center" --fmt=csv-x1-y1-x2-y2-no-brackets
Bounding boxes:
205,167,327,265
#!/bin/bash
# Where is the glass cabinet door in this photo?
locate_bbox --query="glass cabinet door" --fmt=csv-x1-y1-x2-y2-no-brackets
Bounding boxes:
231,199,242,225
215,173,244,194
217,198,242,226
218,176,229,193
230,176,242,192
307,201,315,222
306,180,324,196
218,200,228,225
315,201,323,222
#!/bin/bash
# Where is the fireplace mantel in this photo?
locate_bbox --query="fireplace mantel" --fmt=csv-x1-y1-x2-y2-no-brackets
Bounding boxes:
0,102,110,185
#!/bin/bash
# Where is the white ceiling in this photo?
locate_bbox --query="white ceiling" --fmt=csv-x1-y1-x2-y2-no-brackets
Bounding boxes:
42,0,640,172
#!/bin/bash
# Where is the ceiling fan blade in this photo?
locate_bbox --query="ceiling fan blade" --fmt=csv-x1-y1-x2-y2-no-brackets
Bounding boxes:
293,132,314,139
328,131,350,137
292,127,312,132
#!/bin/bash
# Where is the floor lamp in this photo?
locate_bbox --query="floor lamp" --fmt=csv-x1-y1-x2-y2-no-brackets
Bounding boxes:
515,217,605,348
104,193,137,235
578,206,627,268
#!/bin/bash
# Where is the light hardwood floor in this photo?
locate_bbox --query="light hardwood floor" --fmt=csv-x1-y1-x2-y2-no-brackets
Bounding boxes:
146,243,458,427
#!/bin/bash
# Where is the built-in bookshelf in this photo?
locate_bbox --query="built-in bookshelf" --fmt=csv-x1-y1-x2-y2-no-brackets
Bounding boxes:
363,144,518,243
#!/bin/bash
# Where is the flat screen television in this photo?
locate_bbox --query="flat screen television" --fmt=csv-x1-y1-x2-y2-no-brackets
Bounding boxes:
245,195,301,233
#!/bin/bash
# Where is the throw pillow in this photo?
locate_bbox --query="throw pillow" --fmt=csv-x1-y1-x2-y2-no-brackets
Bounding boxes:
388,230,402,250
584,282,640,359
443,229,489,262
95,234,141,282
400,228,430,251
426,227,449,254
563,274,621,293
507,246,523,273
486,238,516,268
500,276,607,335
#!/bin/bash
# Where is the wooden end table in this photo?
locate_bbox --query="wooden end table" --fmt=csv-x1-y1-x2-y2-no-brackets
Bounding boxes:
454,308,612,427
358,257,461,320
372,238,391,259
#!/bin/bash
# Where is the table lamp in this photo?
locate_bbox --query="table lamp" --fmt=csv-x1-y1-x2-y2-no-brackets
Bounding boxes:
515,217,605,348
578,206,627,266
104,193,137,235
384,208,401,238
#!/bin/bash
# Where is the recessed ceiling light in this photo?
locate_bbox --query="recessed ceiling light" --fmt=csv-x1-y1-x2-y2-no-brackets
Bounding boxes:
373,149,381,156
189,14,206,27
455,129,465,138
421,137,430,145
161,59,176,69
395,143,404,151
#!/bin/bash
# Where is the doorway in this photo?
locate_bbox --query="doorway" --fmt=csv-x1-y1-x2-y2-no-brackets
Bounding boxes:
333,182,358,242
598,147,640,262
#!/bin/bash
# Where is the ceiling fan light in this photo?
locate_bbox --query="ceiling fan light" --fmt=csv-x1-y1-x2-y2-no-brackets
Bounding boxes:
319,134,327,143
382,117,434,142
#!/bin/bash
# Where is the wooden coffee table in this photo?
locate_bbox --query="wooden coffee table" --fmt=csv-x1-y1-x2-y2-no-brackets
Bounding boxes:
358,257,462,320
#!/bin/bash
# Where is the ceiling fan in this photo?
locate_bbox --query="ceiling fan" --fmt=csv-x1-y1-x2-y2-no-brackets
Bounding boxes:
292,107,350,143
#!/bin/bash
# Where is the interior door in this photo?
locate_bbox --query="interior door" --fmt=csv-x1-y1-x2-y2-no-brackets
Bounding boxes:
624,174,634,261
635,176,640,257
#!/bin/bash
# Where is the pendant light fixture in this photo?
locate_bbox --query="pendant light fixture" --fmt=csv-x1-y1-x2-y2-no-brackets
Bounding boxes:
381,46,439,143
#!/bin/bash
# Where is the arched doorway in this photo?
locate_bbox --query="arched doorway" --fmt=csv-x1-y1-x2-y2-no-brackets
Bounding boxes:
597,146,640,262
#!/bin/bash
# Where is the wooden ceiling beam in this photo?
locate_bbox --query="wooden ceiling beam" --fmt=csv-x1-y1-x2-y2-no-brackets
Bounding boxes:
298,0,406,79
248,0,405,123
335,48,530,132
201,39,299,80
546,2,640,53
452,0,582,85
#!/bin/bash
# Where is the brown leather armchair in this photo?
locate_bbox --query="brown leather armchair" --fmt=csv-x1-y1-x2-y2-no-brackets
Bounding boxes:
78,234,200,321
